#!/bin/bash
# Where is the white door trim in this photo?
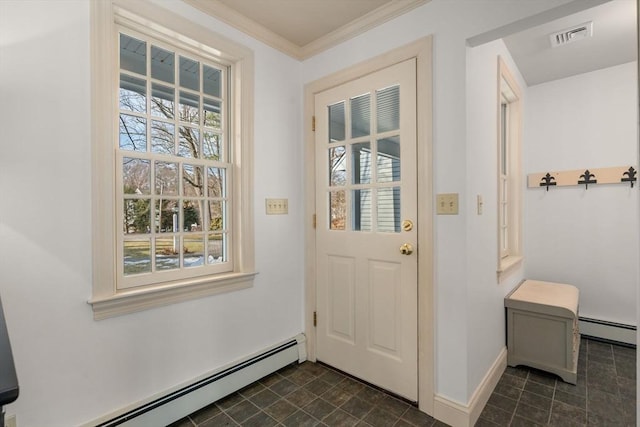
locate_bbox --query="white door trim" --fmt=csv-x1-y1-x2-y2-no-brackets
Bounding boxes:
303,36,434,415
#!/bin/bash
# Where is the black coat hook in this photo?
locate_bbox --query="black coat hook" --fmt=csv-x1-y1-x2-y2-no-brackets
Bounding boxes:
621,167,637,188
578,169,597,189
539,173,556,191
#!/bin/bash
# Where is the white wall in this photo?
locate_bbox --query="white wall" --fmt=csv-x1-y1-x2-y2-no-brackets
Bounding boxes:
4,0,627,425
0,1,304,426
465,39,528,397
524,62,639,326
302,0,574,405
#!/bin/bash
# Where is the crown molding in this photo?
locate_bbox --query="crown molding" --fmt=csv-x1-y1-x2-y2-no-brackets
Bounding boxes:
183,0,300,56
183,0,429,60
300,0,429,59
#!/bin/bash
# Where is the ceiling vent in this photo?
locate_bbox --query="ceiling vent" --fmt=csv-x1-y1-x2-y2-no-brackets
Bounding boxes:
550,22,593,47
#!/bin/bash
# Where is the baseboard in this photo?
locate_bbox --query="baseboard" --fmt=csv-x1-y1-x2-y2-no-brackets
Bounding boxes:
433,347,507,427
467,347,507,425
82,334,306,427
579,317,636,346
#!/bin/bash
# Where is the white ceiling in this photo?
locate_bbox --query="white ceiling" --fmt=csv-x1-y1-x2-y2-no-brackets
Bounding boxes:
503,0,637,86
182,0,428,59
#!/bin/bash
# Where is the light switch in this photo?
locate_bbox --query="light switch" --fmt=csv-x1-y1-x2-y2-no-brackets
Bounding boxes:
266,198,288,215
436,193,459,215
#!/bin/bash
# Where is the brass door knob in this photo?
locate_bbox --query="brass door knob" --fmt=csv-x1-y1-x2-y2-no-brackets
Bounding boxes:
400,243,413,255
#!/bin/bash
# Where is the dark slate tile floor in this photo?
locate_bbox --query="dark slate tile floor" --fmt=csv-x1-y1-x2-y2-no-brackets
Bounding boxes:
168,338,635,427
168,360,438,427
477,338,636,427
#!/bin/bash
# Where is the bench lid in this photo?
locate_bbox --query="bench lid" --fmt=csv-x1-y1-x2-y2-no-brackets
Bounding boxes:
506,280,579,317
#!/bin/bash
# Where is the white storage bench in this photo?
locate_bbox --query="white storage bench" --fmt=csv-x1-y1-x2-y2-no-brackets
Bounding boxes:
505,280,580,384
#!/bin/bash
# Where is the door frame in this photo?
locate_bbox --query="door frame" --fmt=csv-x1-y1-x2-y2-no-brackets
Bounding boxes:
303,36,434,414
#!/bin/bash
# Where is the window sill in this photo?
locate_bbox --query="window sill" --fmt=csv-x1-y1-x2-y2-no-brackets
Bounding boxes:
497,255,523,282
89,272,257,320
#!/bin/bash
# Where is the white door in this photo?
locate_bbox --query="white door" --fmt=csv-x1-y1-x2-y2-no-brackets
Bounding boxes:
315,59,418,401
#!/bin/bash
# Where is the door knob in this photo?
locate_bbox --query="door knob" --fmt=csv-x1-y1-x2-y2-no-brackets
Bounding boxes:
400,243,413,255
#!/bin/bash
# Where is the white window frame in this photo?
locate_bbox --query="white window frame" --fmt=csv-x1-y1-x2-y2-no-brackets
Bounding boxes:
497,57,523,280
89,0,255,319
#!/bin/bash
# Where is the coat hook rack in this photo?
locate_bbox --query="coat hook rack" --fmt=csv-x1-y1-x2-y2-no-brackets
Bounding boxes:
578,169,597,189
621,167,637,188
539,173,556,191
527,166,637,190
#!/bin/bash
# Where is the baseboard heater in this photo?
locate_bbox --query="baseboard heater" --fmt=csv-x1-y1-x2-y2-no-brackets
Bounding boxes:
87,334,306,427
579,317,636,347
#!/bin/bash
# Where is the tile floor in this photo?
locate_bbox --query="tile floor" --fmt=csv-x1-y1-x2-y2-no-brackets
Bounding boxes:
169,338,635,427
476,338,636,427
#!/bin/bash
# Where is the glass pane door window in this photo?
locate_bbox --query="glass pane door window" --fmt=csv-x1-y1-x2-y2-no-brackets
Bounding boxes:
326,85,402,233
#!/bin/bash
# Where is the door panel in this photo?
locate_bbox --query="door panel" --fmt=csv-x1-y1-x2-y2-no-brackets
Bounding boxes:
327,255,356,343
369,260,401,355
315,58,418,400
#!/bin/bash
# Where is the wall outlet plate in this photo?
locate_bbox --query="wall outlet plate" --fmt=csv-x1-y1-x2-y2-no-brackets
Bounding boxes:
265,198,288,215
436,193,459,215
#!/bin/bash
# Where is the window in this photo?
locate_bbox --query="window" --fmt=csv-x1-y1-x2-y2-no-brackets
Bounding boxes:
326,84,402,233
499,99,509,258
118,32,230,287
497,57,522,279
90,0,255,319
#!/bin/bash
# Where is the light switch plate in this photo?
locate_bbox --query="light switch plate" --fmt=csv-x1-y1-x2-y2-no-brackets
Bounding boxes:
5,415,16,427
266,198,288,215
436,193,459,215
